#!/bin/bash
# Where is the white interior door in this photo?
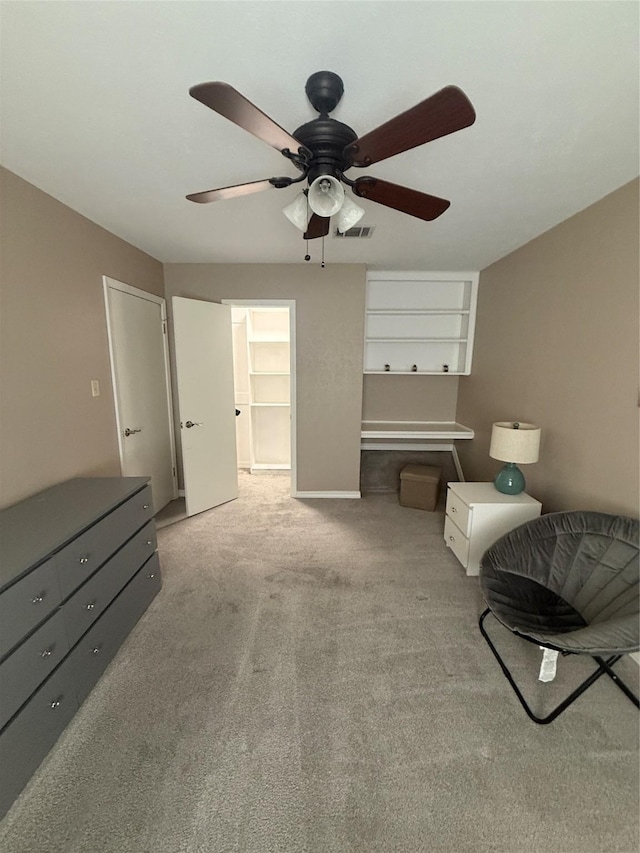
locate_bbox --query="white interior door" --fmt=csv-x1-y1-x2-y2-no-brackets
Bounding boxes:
172,297,238,516
104,278,177,512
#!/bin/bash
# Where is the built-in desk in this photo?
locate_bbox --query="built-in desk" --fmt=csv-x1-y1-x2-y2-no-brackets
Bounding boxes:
360,420,474,480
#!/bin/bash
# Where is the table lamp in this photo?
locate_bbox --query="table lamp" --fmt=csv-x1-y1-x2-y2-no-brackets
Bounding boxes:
489,421,541,495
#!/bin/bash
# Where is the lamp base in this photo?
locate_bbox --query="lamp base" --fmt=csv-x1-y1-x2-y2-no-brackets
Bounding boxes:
494,462,526,495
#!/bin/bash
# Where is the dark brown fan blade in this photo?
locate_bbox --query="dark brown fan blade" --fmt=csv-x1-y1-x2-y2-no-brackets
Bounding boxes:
187,179,275,204
190,82,306,157
345,86,476,168
304,214,330,240
353,177,450,221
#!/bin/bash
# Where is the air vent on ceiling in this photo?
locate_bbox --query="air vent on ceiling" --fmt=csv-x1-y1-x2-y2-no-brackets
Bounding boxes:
334,225,376,239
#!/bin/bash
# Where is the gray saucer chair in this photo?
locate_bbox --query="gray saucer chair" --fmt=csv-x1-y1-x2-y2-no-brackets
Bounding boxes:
479,510,639,724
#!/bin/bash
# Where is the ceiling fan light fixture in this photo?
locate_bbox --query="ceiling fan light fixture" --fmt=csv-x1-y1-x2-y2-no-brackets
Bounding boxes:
282,192,309,231
307,175,345,217
335,195,365,233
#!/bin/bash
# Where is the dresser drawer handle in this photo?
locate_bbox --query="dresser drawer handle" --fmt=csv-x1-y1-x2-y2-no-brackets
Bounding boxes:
146,540,153,546
92,647,101,656
79,556,90,564
85,601,96,611
148,572,156,579
50,697,63,710
142,504,150,510
449,536,455,542
40,647,53,659
451,506,457,513
32,594,44,605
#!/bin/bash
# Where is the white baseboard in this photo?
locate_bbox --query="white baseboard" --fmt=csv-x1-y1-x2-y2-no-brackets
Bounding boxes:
293,491,361,499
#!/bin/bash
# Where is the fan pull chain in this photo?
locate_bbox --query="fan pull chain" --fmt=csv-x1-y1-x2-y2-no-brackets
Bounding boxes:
304,237,310,262
321,236,325,268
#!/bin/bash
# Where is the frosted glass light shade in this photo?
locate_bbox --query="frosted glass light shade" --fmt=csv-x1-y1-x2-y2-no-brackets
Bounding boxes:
335,195,365,233
308,175,345,217
282,193,309,231
490,421,541,464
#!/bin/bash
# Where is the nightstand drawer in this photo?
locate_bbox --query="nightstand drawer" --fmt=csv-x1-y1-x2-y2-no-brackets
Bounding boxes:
445,489,471,536
444,515,470,566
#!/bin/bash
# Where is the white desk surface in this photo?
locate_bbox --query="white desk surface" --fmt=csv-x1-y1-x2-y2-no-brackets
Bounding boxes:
361,420,474,440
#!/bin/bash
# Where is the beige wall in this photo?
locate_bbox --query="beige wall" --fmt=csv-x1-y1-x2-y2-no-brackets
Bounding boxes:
362,375,459,421
0,168,165,509
163,264,366,494
456,179,639,516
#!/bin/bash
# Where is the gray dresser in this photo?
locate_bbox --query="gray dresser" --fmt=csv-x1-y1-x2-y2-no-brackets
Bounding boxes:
0,477,162,817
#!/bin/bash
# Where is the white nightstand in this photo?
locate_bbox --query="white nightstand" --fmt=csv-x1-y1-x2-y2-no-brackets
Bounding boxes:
444,482,542,576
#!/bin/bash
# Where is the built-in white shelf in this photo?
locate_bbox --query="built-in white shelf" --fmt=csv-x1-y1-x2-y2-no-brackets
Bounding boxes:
364,271,479,375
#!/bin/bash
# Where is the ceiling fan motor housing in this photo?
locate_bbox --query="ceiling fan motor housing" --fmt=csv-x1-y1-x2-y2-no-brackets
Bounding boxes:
293,117,358,184
305,71,344,115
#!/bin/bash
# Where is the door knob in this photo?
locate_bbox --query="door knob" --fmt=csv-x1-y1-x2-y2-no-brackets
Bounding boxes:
185,420,203,428
124,428,142,437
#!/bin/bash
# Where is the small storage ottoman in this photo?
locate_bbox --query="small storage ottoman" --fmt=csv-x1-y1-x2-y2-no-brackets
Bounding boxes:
399,464,442,511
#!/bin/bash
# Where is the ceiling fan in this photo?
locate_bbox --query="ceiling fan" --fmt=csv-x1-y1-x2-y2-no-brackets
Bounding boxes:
186,71,476,240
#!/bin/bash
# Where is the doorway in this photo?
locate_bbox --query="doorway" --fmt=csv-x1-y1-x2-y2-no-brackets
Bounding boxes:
225,300,297,495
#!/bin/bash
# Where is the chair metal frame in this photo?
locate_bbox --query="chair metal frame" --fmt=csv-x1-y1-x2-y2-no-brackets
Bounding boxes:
479,607,640,725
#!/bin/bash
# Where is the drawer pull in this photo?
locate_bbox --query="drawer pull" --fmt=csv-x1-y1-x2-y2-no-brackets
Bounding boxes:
451,506,457,513
92,647,101,656
85,601,96,611
50,697,63,710
40,647,53,658
142,504,150,510
148,572,156,579
79,556,90,564
32,594,44,605
146,540,153,546
449,536,455,542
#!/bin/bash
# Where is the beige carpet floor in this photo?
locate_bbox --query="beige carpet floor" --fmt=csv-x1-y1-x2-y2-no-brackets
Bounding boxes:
1,471,638,853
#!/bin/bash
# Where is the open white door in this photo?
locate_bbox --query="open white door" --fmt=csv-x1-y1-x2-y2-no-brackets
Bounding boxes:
172,297,238,516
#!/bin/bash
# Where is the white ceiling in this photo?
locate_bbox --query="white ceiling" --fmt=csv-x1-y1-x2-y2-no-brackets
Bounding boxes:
1,1,638,270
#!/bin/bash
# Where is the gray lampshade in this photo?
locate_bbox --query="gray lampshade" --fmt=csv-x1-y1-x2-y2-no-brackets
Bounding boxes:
489,421,541,464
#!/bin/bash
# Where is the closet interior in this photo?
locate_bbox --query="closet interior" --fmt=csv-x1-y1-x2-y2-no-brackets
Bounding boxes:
230,305,291,472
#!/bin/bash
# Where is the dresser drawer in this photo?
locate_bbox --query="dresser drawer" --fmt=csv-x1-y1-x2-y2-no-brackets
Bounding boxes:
56,485,154,599
62,521,157,647
0,609,70,730
445,489,471,537
0,658,78,817
0,558,61,659
444,515,470,567
70,552,161,705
